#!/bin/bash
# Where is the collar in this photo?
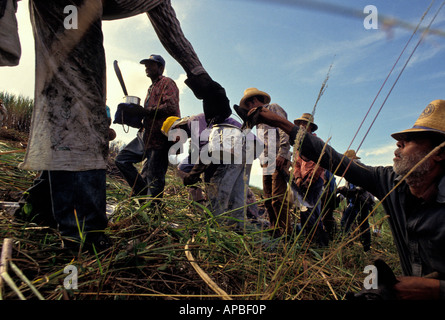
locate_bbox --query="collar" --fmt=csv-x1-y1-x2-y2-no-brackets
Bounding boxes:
151,75,164,85
436,175,445,203
395,173,445,203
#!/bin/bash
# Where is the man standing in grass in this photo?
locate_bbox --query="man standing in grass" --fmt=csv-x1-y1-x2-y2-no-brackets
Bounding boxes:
115,55,180,201
293,113,329,246
7,0,231,252
247,99,445,299
161,113,258,232
238,88,292,238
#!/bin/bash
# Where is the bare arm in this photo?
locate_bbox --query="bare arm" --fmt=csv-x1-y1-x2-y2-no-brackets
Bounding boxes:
247,106,387,197
395,277,441,300
247,107,295,134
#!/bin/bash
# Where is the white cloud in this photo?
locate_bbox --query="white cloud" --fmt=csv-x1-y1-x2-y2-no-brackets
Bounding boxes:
175,73,188,95
358,142,395,166
284,31,387,83
406,41,444,69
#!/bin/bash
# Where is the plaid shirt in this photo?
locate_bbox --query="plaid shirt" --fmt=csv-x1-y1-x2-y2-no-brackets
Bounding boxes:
142,75,180,149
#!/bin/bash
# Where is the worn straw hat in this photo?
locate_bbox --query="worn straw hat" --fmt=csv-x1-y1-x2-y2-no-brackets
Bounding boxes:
239,88,271,109
344,149,360,160
294,113,318,132
391,99,445,141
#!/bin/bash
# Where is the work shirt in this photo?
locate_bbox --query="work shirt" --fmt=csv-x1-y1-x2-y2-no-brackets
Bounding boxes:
256,103,291,171
178,113,256,171
289,126,445,298
187,113,244,150
20,0,109,171
143,75,180,150
17,0,197,171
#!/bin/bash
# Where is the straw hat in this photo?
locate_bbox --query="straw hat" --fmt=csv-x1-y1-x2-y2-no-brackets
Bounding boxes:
344,149,360,160
392,100,445,141
294,113,318,132
239,87,271,109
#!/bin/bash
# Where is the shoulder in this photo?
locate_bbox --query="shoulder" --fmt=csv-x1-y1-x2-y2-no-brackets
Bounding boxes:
163,76,176,83
189,113,207,131
157,76,178,88
224,117,242,128
355,164,398,199
267,103,287,118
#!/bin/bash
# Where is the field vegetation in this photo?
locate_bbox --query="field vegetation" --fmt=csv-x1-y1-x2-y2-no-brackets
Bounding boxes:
0,92,400,300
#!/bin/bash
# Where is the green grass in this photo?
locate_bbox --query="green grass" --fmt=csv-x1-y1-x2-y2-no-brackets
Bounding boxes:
0,91,34,133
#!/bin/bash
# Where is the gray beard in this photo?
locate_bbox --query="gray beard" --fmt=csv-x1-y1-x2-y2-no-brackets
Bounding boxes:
393,149,432,186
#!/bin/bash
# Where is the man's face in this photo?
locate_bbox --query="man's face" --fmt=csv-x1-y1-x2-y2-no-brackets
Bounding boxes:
393,137,434,178
295,121,313,133
144,61,163,78
244,97,256,110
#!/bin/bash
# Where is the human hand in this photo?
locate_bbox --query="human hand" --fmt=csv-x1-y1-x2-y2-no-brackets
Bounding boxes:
183,173,202,186
394,276,440,300
119,103,145,116
275,156,287,170
233,104,248,122
108,128,116,141
247,107,294,134
295,177,303,188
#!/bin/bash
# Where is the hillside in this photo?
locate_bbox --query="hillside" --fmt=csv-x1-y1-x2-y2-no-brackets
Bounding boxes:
0,128,400,301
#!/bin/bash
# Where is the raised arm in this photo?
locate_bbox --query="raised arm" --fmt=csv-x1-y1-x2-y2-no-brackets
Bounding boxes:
248,106,387,197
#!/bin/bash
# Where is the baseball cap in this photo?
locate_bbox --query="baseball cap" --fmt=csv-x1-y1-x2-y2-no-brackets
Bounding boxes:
140,54,165,67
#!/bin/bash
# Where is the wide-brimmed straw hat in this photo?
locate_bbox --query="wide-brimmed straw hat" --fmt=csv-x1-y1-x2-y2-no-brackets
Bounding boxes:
391,99,445,141
239,88,271,109
294,113,318,132
344,149,360,160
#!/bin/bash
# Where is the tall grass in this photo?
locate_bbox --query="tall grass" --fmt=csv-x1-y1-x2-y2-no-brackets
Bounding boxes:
0,136,399,300
0,92,400,300
0,91,34,133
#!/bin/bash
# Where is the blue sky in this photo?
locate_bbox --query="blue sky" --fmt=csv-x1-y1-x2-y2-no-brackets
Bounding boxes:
1,0,445,188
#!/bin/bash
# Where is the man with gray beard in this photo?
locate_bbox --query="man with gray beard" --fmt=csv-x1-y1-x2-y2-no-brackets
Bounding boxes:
247,99,445,300
393,137,439,187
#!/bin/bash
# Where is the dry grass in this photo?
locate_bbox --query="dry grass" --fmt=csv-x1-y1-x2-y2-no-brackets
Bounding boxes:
0,134,400,300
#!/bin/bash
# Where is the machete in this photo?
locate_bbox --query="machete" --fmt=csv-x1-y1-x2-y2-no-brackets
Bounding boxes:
113,60,128,97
